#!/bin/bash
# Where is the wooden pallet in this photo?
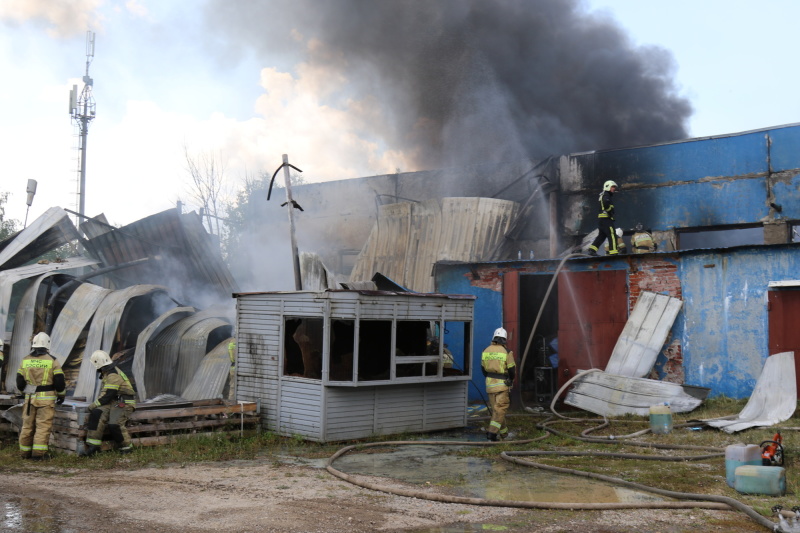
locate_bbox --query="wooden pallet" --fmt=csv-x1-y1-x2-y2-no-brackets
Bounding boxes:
49,398,260,455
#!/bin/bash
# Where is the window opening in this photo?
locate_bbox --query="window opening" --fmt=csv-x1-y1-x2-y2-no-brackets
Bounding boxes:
678,225,763,250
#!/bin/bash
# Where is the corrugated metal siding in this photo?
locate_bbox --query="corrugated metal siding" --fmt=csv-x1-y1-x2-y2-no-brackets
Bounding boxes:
73,285,168,400
6,272,57,392
132,306,195,401
175,317,232,394
50,282,112,367
350,198,518,292
0,257,99,342
0,207,81,270
182,338,233,400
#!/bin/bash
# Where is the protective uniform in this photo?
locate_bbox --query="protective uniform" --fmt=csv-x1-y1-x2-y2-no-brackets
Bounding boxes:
604,228,626,254
481,327,516,441
588,180,620,256
632,227,656,253
16,333,66,459
85,350,136,455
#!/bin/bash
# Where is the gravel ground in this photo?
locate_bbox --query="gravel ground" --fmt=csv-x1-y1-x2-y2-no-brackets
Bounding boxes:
0,457,774,533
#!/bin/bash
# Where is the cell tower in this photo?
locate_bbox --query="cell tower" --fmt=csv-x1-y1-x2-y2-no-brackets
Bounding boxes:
69,31,96,221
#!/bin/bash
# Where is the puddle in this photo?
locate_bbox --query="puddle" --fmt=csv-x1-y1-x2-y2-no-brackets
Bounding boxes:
329,442,664,504
0,494,80,533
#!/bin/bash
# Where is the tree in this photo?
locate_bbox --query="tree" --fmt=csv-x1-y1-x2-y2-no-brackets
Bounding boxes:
183,144,227,236
0,192,20,241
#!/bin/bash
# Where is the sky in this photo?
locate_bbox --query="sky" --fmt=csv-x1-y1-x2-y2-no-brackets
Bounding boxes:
1,0,799,229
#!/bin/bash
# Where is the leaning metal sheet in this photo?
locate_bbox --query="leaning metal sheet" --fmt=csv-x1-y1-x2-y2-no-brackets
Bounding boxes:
132,306,196,401
5,272,59,392
72,284,168,401
182,338,234,401
604,291,683,378
50,283,112,367
175,317,232,395
706,351,797,433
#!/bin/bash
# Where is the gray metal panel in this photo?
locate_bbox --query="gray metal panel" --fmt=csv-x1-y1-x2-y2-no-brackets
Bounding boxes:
300,252,338,290
82,208,237,308
0,256,99,342
132,306,196,401
350,198,518,292
73,285,168,401
50,283,112,367
182,338,233,401
6,272,58,392
0,207,81,270
175,317,232,394
278,380,323,440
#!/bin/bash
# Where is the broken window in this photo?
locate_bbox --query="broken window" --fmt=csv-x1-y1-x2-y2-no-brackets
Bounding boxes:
283,317,324,379
678,225,763,250
357,320,391,381
329,319,355,382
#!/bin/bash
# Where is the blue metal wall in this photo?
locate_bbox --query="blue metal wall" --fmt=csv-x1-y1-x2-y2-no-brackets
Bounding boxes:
436,244,800,401
568,125,800,235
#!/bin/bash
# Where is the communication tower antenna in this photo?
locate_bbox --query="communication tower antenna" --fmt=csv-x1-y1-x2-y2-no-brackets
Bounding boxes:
69,30,96,222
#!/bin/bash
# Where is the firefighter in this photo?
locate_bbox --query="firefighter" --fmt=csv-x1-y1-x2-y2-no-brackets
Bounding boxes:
481,327,515,441
15,332,66,459
632,223,656,253
84,350,136,456
587,180,620,256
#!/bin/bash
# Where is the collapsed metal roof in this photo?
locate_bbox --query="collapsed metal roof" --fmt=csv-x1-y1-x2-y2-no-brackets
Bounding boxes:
81,208,238,308
0,207,240,404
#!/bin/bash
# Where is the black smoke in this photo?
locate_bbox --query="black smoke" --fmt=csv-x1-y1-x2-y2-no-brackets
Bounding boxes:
205,0,691,170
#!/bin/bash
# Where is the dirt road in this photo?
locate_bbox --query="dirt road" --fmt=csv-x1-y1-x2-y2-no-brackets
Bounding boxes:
0,457,769,533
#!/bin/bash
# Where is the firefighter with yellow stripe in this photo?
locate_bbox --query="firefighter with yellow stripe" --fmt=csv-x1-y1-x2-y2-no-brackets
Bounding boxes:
588,180,620,256
15,332,66,459
83,350,136,456
481,327,515,441
632,223,656,253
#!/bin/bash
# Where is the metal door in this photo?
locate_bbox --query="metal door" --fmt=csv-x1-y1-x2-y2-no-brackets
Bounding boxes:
557,270,628,388
768,288,800,393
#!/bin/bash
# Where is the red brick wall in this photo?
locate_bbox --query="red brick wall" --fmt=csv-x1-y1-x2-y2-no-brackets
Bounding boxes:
630,258,684,383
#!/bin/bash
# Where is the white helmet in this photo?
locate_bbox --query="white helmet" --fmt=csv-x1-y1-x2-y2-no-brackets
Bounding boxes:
616,228,623,238
603,180,618,192
492,327,508,341
31,332,51,350
90,350,113,370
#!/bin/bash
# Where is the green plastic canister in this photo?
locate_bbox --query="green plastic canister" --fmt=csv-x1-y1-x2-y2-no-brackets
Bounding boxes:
649,404,672,434
725,444,762,487
734,465,786,496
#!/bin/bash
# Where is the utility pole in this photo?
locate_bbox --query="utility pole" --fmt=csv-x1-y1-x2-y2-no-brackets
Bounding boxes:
69,31,96,222
282,154,303,290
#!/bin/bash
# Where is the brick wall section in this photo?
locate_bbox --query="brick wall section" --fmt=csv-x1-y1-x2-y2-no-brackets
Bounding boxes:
630,258,684,383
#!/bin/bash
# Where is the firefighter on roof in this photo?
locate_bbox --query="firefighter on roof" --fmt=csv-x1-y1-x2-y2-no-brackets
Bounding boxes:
632,223,657,253
481,327,515,441
587,180,620,256
16,332,65,459
83,350,136,456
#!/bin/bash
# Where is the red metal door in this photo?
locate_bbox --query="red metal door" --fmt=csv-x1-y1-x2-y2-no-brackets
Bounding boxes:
768,289,800,393
557,270,628,388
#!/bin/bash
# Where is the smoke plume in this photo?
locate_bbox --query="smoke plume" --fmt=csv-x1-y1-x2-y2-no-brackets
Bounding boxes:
206,0,691,171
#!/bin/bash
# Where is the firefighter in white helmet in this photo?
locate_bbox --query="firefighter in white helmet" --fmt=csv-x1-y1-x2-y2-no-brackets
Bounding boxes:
481,327,516,441
15,332,65,459
587,180,620,256
83,350,136,456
